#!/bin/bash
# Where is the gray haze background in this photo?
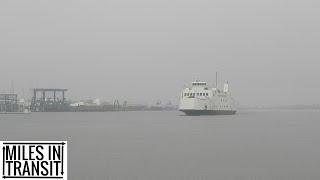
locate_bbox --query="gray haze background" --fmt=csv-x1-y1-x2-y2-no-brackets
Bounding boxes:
0,0,319,106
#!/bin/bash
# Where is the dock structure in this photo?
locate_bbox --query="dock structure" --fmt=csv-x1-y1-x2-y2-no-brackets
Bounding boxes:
0,94,24,112
30,88,70,112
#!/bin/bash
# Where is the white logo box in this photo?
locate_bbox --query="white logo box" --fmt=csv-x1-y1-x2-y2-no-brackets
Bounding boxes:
1,141,67,180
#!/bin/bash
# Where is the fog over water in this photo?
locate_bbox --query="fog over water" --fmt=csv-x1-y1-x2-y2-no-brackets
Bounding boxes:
1,0,320,106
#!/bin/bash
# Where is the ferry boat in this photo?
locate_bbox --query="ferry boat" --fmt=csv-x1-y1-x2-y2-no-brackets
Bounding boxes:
179,79,236,115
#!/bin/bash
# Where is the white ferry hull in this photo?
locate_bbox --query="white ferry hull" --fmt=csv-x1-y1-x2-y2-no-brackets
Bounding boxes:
179,80,237,116
180,109,236,116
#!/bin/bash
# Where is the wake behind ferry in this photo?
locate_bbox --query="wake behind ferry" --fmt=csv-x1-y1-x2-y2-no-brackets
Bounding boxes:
179,79,236,116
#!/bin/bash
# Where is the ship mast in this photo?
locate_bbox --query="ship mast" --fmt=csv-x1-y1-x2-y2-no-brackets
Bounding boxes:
215,72,218,89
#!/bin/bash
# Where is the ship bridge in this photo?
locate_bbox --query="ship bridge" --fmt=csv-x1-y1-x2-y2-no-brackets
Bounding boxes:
192,82,207,86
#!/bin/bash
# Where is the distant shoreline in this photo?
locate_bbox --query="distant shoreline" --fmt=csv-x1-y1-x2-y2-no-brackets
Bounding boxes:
239,105,320,110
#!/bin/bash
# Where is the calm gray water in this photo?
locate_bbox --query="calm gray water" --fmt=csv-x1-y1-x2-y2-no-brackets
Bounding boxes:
1,110,320,180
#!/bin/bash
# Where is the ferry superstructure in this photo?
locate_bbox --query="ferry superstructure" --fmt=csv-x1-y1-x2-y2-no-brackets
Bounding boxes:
179,81,236,115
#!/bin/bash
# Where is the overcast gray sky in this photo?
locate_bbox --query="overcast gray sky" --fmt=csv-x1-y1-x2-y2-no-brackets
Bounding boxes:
1,0,319,106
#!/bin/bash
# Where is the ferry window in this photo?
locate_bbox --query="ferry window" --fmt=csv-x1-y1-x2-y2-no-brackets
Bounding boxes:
200,93,202,96
206,93,209,96
197,93,199,96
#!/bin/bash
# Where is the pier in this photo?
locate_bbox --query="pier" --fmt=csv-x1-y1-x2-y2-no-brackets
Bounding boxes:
0,94,25,113
0,87,176,112
30,88,70,112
